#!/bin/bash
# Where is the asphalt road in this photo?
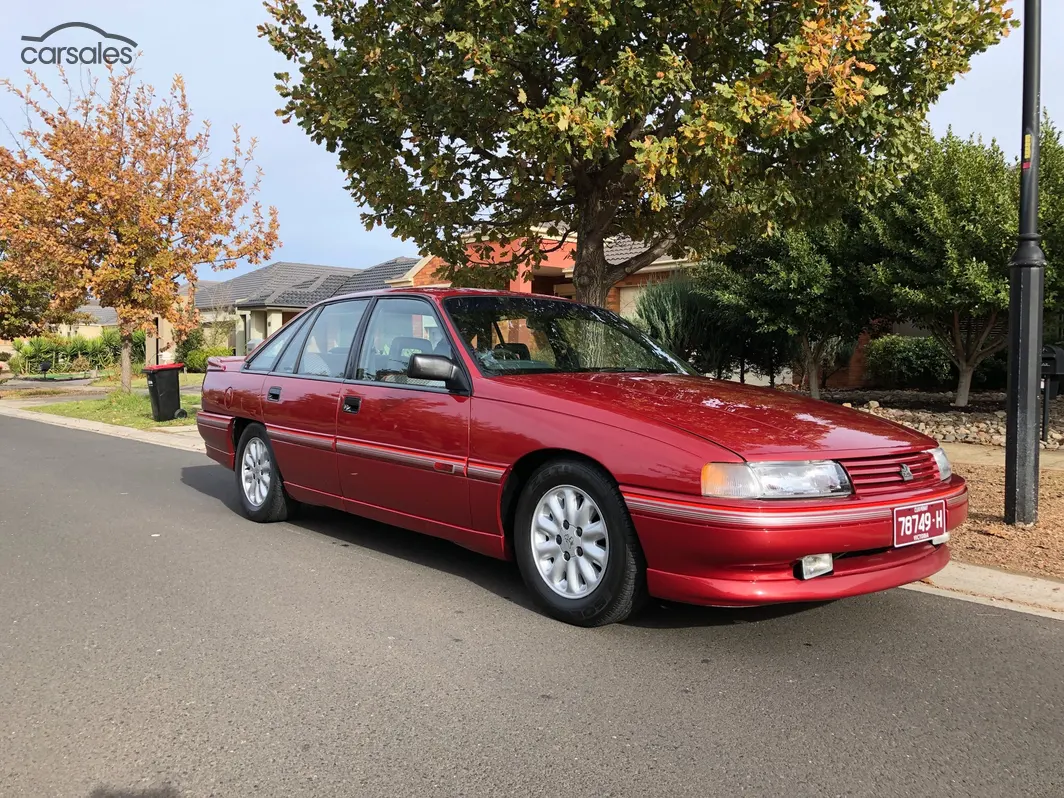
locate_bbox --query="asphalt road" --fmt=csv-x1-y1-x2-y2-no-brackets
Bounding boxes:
1,415,1062,797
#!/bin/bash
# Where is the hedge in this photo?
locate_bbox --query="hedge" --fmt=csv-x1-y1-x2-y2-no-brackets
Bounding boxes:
865,335,952,389
183,346,232,373
865,335,1008,391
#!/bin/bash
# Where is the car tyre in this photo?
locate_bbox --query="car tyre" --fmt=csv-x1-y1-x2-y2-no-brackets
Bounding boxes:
514,458,647,627
235,424,296,523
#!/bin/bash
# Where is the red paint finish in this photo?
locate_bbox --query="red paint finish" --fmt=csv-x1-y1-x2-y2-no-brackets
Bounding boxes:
196,411,235,469
336,382,472,530
262,376,343,496
200,288,970,609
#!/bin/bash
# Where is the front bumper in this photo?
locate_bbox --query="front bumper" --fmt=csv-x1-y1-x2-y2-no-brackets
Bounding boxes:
623,477,967,607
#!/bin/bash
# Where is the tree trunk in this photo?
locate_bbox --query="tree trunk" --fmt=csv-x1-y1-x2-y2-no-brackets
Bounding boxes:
954,363,975,407
120,331,133,394
799,335,822,399
572,241,610,308
805,355,821,399
739,355,746,384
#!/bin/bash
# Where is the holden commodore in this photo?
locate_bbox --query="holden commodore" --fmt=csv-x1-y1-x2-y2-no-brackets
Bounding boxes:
197,289,966,626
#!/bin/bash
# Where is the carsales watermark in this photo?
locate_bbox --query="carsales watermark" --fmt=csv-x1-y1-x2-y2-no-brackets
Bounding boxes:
21,22,136,66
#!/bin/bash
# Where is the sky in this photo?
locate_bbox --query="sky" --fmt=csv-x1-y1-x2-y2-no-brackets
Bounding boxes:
1,1,1060,282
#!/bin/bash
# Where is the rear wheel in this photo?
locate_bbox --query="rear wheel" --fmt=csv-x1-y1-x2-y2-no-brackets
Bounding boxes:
514,459,647,627
236,424,295,523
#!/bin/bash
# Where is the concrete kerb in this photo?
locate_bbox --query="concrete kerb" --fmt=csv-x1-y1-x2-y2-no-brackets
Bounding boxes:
905,562,1064,621
2,401,1063,620
0,400,204,454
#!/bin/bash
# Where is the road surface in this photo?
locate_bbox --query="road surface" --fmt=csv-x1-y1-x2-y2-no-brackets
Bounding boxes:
0,415,1061,797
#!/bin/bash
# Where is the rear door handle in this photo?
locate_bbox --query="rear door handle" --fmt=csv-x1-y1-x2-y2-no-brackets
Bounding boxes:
267,386,281,402
342,395,361,414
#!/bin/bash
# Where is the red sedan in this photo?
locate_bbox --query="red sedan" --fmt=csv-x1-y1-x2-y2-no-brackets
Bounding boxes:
198,288,966,626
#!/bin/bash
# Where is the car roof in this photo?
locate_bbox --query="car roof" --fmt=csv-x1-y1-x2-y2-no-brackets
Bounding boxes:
318,286,567,306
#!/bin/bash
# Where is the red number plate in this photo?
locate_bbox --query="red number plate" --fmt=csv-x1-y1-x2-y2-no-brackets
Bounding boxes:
893,500,947,547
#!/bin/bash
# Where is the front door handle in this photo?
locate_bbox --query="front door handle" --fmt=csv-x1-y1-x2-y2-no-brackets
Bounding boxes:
267,386,281,402
342,395,361,414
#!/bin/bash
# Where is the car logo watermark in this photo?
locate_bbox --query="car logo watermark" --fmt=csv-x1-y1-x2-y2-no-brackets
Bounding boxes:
21,22,137,66
899,463,914,482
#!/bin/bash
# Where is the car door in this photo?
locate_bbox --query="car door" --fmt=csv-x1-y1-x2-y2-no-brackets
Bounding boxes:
335,295,472,528
262,298,371,505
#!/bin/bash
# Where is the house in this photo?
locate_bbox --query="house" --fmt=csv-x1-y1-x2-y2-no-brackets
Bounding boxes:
387,232,689,317
48,298,120,340
146,258,421,363
145,233,694,362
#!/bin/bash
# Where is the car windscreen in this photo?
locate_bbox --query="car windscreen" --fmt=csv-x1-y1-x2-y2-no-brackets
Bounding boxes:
443,295,694,376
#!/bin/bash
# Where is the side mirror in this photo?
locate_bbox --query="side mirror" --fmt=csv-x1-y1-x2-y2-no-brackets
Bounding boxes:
408,353,469,394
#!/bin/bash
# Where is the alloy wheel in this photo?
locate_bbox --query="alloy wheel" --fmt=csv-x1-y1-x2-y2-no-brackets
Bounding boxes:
530,485,609,599
241,437,271,507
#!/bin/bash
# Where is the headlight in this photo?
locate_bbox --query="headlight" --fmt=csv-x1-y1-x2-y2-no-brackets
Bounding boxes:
701,461,852,499
928,447,952,481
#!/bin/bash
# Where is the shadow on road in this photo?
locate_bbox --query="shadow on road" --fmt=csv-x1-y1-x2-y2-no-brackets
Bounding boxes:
180,463,831,630
89,783,179,797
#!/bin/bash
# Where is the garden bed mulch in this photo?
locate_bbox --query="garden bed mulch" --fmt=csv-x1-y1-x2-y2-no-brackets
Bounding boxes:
951,463,1064,581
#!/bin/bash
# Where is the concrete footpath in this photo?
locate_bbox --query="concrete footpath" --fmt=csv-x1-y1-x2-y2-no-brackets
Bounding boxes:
1,397,1061,621
944,441,1064,469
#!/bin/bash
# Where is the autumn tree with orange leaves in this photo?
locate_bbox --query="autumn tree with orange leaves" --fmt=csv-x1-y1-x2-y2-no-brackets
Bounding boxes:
0,67,280,391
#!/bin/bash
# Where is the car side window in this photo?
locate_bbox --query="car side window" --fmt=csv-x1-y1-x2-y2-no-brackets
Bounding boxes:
245,319,300,372
356,298,452,388
294,299,370,379
272,310,319,375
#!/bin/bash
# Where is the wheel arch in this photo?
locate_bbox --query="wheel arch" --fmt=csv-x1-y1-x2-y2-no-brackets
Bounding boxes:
231,416,254,452
499,448,627,556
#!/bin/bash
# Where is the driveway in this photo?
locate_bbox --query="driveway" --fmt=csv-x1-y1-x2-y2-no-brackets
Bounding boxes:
0,415,1061,797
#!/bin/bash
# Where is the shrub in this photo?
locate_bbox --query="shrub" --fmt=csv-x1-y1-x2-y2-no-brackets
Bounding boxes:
0,351,11,362
176,328,205,364
69,355,93,373
865,335,952,389
183,346,230,373
131,329,147,364
100,329,121,360
7,355,24,374
973,350,1008,390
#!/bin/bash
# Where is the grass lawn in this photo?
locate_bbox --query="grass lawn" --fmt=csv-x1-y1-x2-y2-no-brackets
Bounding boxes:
32,391,201,430
91,372,206,389
951,462,1064,580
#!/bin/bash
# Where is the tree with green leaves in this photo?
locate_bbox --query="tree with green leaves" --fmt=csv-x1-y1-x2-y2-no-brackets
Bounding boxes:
0,243,86,340
262,0,1013,307
865,130,1020,406
1038,115,1064,341
699,213,881,399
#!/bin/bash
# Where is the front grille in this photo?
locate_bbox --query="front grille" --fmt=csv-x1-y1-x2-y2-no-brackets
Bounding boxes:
840,451,939,496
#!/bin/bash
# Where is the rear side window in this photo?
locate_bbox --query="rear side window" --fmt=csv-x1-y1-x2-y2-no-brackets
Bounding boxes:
295,299,370,378
273,311,319,375
246,324,296,371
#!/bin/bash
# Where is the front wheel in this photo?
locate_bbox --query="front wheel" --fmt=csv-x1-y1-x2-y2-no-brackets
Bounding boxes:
514,459,647,627
235,424,295,523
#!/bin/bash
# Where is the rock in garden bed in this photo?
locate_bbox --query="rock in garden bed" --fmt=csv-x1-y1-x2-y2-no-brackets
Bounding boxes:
822,390,1064,451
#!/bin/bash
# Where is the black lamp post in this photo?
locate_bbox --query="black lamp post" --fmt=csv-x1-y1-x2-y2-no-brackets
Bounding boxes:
1004,0,1046,525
